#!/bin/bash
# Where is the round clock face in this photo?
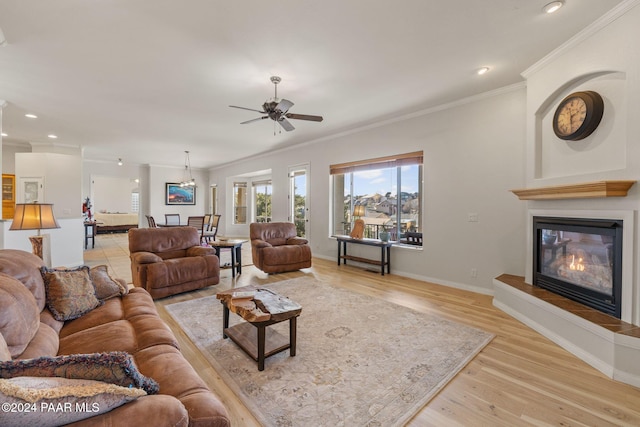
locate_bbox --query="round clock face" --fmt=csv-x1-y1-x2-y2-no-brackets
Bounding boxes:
552,91,604,141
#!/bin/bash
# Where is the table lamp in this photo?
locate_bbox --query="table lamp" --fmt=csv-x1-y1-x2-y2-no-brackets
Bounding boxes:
353,205,365,219
10,203,61,259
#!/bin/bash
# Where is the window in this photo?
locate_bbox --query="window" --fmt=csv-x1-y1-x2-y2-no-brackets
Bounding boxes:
330,151,423,246
131,192,139,213
233,182,247,224
253,180,272,223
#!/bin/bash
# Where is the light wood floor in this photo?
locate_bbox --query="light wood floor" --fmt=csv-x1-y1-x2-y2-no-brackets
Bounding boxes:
86,233,640,426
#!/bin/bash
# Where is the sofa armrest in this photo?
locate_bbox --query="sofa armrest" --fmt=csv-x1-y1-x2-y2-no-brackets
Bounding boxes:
252,239,272,249
286,237,308,245
130,252,163,264
186,246,215,257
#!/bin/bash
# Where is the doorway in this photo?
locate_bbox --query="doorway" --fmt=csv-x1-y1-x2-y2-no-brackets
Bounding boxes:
289,164,309,238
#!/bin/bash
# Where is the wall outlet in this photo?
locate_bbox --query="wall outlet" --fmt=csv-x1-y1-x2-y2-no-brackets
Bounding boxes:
470,268,478,278
468,213,478,222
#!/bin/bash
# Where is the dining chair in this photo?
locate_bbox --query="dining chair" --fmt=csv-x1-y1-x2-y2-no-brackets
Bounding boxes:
187,216,206,242
165,213,180,226
203,214,221,242
146,215,157,228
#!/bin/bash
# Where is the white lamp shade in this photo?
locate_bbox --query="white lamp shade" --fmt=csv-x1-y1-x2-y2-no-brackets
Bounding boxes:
10,203,61,231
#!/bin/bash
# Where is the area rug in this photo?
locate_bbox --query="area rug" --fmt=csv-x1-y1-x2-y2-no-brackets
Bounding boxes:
165,277,494,426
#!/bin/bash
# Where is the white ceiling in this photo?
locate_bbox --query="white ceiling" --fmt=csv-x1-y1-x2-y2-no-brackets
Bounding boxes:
0,0,623,169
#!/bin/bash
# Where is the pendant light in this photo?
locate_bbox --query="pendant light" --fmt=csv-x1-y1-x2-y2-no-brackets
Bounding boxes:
180,151,196,187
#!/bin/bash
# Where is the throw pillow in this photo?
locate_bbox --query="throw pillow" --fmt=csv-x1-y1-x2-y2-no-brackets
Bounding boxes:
89,265,128,301
0,376,146,427
40,266,102,321
0,352,159,395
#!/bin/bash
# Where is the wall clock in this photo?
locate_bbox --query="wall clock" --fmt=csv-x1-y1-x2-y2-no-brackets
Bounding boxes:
552,91,604,141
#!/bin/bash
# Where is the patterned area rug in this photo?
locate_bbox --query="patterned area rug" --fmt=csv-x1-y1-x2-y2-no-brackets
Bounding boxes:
165,277,494,427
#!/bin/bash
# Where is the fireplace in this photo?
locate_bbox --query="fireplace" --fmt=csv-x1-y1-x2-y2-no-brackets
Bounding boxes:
533,216,623,318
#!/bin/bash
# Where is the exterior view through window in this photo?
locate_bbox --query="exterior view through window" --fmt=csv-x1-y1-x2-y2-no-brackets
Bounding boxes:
253,180,272,223
330,151,423,246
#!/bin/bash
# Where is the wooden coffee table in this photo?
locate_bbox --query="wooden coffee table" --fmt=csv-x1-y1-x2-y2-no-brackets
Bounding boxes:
216,285,302,371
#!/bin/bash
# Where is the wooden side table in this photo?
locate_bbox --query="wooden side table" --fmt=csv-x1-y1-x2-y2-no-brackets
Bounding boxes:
216,286,302,371
208,239,247,278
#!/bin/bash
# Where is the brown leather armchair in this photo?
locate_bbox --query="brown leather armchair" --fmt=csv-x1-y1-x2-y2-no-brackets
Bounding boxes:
250,222,312,274
129,226,220,299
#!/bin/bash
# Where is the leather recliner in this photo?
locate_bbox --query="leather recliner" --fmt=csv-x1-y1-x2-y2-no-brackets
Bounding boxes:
250,222,312,274
129,226,220,299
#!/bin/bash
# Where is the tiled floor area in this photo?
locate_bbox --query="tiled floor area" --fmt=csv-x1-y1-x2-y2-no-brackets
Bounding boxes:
83,233,135,283
82,232,253,285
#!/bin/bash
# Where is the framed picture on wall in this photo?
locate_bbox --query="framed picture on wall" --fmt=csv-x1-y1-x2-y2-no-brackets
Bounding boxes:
19,177,45,203
165,183,196,205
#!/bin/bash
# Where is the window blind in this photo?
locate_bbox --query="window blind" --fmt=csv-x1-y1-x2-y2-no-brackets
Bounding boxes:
329,151,423,175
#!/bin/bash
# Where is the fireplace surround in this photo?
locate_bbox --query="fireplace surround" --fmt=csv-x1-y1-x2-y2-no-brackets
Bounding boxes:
533,216,623,318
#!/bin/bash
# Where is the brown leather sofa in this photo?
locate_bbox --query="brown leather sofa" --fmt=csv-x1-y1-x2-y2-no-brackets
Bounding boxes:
129,226,220,299
0,249,230,427
250,222,312,273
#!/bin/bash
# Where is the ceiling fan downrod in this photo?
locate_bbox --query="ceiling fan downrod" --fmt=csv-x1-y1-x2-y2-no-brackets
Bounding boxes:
271,76,281,101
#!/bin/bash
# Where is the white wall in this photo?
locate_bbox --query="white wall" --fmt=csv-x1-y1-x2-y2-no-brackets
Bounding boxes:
147,164,209,225
522,2,640,324
83,160,209,227
90,175,137,214
210,86,527,293
2,142,30,174
1,152,85,266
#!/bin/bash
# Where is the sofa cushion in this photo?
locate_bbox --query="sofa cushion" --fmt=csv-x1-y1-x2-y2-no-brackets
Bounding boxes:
0,352,159,394
0,334,11,361
0,250,47,311
262,244,312,267
146,256,217,289
16,322,59,360
0,273,40,358
90,265,128,301
58,320,137,355
128,226,201,254
0,376,146,427
40,266,102,321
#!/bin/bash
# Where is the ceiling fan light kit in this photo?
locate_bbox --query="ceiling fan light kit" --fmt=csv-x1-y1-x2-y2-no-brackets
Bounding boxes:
230,76,323,133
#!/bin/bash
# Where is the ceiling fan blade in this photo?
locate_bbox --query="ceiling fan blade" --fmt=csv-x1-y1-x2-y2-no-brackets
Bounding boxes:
278,117,295,131
229,105,265,113
240,116,268,124
276,98,294,114
285,113,324,122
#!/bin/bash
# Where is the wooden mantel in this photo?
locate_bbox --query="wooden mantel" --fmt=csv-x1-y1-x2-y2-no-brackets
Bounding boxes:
511,180,636,200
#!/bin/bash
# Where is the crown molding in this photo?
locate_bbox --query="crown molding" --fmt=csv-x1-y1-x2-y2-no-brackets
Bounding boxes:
522,0,640,79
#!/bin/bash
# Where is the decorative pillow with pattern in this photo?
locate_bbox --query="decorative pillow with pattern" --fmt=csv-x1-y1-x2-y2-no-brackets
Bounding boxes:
0,352,159,394
0,376,147,427
89,265,128,301
40,266,102,321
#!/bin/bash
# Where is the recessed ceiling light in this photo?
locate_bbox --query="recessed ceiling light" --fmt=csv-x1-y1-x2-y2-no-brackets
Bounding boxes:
1,132,7,137
477,67,490,75
543,1,564,14
25,113,38,119
47,134,58,139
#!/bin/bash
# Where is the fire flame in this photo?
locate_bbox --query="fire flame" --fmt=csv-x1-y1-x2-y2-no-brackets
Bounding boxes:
569,254,585,272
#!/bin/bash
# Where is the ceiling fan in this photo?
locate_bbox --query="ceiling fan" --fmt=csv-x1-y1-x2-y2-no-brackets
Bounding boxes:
229,76,323,132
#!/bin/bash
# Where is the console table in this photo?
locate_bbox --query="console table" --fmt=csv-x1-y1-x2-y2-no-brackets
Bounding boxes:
334,235,394,276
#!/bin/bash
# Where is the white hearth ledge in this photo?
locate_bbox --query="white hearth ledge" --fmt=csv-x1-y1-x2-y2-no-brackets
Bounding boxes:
493,277,640,388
